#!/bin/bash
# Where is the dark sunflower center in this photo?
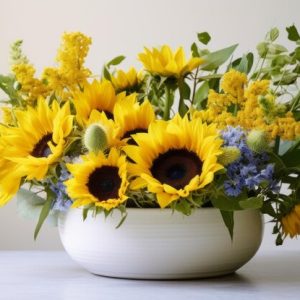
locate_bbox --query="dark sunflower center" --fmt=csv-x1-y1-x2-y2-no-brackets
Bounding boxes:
150,149,202,189
95,108,114,120
87,166,121,201
31,133,53,158
103,110,114,120
122,128,148,145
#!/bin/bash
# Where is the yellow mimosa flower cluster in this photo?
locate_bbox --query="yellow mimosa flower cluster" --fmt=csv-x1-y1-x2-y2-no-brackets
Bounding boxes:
11,63,49,104
42,32,92,100
11,32,92,104
199,70,300,141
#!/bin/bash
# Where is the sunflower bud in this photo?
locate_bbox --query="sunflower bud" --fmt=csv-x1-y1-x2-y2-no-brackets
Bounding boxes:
218,146,241,166
246,130,269,153
83,123,108,153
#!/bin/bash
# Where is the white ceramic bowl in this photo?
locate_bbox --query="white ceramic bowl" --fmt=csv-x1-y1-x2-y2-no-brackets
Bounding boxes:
58,208,263,279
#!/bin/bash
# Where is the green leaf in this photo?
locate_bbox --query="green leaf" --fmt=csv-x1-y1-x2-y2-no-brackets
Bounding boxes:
275,73,298,85
239,197,263,210
202,44,238,71
269,44,288,55
115,212,128,229
280,138,300,155
235,54,248,74
294,47,300,61
269,28,279,42
276,233,283,246
191,42,200,57
231,53,254,74
197,32,211,45
16,188,58,227
267,150,287,172
0,74,23,105
181,81,191,100
286,25,300,42
83,207,89,221
257,42,269,58
220,210,234,240
282,149,300,167
34,197,52,240
261,201,276,218
194,81,209,109
16,188,46,220
106,55,125,67
173,199,192,216
178,79,189,116
293,111,300,121
272,225,279,234
103,66,111,80
211,195,241,211
197,74,222,81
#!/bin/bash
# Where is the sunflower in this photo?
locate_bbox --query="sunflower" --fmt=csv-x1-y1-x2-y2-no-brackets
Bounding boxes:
113,94,155,145
0,99,73,183
111,67,140,92
138,45,203,78
73,80,122,126
124,116,223,208
0,142,22,206
281,204,300,238
65,148,129,210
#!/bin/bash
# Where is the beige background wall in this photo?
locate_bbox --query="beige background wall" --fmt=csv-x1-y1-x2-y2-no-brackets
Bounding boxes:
0,0,299,250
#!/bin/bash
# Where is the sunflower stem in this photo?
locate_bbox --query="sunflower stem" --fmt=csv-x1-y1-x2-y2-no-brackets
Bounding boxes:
178,77,187,117
163,86,172,120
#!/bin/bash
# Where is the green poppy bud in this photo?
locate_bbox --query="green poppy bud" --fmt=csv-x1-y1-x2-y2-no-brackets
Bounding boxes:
83,123,108,153
246,130,269,153
218,146,241,166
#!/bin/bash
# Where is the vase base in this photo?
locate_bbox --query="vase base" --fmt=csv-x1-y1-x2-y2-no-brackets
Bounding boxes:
88,269,238,280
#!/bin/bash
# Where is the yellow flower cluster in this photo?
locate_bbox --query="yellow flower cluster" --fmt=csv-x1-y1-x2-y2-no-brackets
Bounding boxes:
12,63,49,104
10,32,92,104
199,70,300,141
43,32,92,100
221,69,247,102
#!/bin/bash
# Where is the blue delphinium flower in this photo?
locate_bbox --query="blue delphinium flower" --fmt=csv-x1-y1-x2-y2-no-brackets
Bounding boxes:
49,167,72,212
221,126,276,197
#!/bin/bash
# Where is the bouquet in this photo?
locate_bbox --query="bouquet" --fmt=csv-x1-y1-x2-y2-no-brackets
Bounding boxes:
0,26,299,245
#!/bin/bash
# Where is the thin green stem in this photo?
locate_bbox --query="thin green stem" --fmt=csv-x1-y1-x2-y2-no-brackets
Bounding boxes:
274,135,281,155
163,86,171,120
255,57,266,80
290,90,300,112
191,67,200,105
178,77,187,117
251,57,261,79
233,104,238,116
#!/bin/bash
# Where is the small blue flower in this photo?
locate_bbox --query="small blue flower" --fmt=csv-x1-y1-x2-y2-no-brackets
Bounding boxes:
221,126,277,197
224,180,242,197
49,167,72,212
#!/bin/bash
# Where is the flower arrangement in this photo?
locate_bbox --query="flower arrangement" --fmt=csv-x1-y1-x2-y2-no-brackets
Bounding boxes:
0,26,300,245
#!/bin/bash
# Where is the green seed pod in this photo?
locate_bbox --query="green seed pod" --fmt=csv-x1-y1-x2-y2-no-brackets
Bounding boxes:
218,146,241,166
83,123,108,153
246,130,269,153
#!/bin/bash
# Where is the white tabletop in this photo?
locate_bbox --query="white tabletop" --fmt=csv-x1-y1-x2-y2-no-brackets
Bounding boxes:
0,248,299,300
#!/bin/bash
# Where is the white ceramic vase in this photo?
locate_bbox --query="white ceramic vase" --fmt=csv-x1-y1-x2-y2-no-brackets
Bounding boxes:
58,208,263,279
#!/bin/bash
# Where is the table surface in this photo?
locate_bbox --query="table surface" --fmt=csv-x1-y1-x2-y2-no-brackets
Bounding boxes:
0,248,299,300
